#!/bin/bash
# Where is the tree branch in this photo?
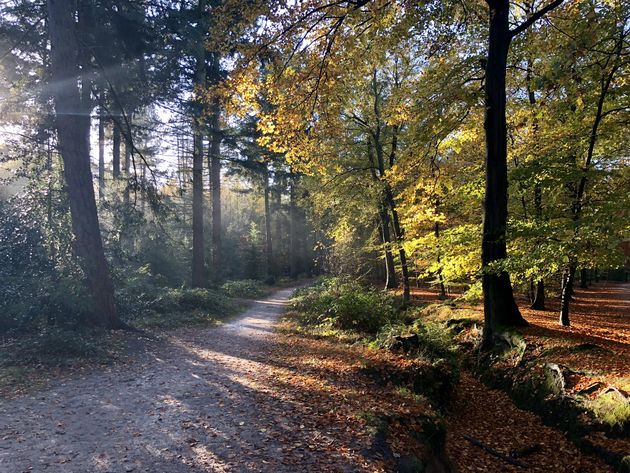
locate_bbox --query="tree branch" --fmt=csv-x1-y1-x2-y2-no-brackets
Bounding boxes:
510,0,565,38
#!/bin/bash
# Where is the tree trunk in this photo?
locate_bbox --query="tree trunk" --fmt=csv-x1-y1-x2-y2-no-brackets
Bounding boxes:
559,266,576,326
191,123,205,287
379,207,398,289
580,268,588,289
191,0,207,288
481,0,527,348
98,106,105,199
47,0,122,328
367,137,397,291
530,280,545,310
209,103,222,283
386,191,410,302
264,167,274,277
112,122,121,179
289,175,299,279
274,187,283,270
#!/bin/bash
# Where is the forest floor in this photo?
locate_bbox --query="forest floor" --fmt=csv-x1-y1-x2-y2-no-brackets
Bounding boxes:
425,281,629,472
0,284,626,472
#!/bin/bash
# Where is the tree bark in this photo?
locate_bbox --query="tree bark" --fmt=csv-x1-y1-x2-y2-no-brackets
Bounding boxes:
378,207,398,289
264,166,274,277
191,122,205,287
209,102,222,283
481,0,527,348
580,268,588,289
47,0,122,328
559,266,575,326
98,105,105,199
112,122,121,179
289,175,299,279
530,280,545,310
191,0,207,288
367,136,397,290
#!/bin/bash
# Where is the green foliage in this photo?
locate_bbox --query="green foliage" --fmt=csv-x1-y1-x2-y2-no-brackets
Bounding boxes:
0,198,90,331
587,391,630,430
118,282,235,329
290,278,400,334
221,279,266,299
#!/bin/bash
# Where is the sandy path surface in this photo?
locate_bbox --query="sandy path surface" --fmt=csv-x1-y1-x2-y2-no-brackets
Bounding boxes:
0,287,326,473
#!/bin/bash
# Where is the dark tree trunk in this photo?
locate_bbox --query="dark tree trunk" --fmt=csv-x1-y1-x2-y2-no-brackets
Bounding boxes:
367,137,397,290
123,133,132,205
209,104,222,283
264,167,274,277
379,207,398,289
124,134,132,175
580,268,588,289
191,0,207,288
98,106,105,199
289,176,299,279
481,0,527,348
559,266,576,326
386,191,410,302
274,187,283,269
47,0,122,328
191,125,205,287
207,51,222,283
530,280,546,310
112,122,121,179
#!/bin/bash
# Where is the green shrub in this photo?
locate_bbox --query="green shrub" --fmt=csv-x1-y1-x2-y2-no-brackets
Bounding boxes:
118,284,235,329
290,278,399,334
221,279,265,299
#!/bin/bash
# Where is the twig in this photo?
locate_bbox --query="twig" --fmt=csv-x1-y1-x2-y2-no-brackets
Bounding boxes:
463,434,529,469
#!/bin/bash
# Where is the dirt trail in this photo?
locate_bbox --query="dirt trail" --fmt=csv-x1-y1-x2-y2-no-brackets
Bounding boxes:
0,287,317,473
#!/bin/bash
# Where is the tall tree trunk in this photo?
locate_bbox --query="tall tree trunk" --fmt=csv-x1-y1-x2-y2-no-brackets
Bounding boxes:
274,187,283,270
367,137,397,290
206,51,222,283
580,268,588,289
47,0,122,328
191,0,207,288
289,175,299,279
112,122,121,179
209,104,222,283
123,132,131,205
98,106,105,199
481,0,527,348
559,266,575,326
191,123,205,287
560,26,623,325
264,167,274,277
526,55,546,311
379,207,398,289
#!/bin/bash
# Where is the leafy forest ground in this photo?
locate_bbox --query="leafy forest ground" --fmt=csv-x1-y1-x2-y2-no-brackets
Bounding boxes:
0,280,628,472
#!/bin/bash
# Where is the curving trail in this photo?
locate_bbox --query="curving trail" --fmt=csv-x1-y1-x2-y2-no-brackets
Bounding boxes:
0,287,327,473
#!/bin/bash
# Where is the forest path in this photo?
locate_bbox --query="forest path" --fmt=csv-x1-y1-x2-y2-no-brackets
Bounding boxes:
0,287,327,473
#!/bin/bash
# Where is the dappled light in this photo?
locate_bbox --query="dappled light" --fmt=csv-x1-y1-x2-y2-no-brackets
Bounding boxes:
1,0,628,471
